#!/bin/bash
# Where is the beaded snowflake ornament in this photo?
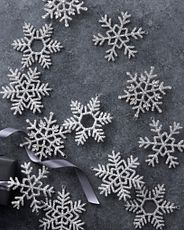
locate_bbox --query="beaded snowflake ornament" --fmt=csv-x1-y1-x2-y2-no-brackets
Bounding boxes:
0,68,51,115
93,151,144,201
8,162,54,213
125,184,178,229
93,11,145,61
118,67,172,118
12,23,63,69
42,0,88,27
63,96,113,145
21,112,69,160
139,119,184,168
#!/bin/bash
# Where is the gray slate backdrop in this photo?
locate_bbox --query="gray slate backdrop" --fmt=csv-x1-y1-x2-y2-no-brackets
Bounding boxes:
0,0,184,229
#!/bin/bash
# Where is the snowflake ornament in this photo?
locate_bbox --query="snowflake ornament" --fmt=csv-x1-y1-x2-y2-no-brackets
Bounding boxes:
8,162,54,213
139,119,184,168
0,68,51,115
12,23,63,69
118,67,172,118
93,11,145,61
93,151,144,201
21,112,70,160
42,0,88,27
63,96,112,145
40,187,86,230
125,184,178,229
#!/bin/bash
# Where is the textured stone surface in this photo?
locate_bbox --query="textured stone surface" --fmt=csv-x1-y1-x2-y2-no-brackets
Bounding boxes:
0,0,184,229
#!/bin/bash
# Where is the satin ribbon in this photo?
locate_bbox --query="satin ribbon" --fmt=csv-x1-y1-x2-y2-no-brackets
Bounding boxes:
0,181,9,191
0,128,99,205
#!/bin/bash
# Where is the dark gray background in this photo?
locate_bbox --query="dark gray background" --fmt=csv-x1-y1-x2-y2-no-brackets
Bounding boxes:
0,0,184,229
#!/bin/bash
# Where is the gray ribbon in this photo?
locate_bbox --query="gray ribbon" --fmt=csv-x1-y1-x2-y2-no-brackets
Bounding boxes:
0,181,9,191
0,128,99,205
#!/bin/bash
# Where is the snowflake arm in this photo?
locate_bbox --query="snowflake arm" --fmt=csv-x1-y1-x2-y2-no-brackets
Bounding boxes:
42,0,88,27
139,119,184,168
93,151,144,201
39,187,86,230
93,11,146,61
8,162,54,213
118,67,172,118
0,68,51,115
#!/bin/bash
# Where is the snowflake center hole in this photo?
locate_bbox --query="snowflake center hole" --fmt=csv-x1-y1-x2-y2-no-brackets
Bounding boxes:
81,114,95,128
143,199,157,214
31,39,44,53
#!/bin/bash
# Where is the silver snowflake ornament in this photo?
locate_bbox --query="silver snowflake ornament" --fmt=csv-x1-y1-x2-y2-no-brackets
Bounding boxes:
21,112,69,160
40,187,86,230
139,119,184,168
93,151,144,201
12,23,63,69
63,96,112,145
42,0,88,27
0,68,51,115
93,11,145,61
8,162,54,213
118,67,172,118
125,184,178,229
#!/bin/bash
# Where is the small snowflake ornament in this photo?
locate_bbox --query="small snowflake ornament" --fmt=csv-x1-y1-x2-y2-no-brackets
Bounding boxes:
93,11,145,61
139,119,184,168
118,67,172,118
8,162,54,213
21,112,69,160
63,96,112,145
125,184,178,229
40,187,86,230
0,68,51,115
12,23,63,69
93,151,144,201
42,0,88,27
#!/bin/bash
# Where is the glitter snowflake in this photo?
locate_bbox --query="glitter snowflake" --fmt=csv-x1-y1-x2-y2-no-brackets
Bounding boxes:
139,119,184,168
42,0,88,27
63,96,112,145
118,67,172,118
125,184,178,229
21,112,69,160
39,187,86,230
8,162,54,213
12,23,63,69
0,68,51,115
93,11,145,61
93,151,144,201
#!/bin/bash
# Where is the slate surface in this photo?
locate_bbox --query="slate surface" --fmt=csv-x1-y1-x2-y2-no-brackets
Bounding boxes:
0,0,184,229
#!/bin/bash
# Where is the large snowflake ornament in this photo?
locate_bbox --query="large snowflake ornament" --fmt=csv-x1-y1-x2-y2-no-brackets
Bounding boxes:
0,68,51,115
93,11,145,61
40,187,86,230
21,112,69,160
139,119,184,168
118,67,172,118
125,184,178,229
63,96,112,145
93,151,144,201
42,0,88,27
8,162,54,213
12,23,63,69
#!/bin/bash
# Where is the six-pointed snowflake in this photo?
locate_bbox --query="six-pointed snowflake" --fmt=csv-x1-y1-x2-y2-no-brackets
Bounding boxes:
42,0,88,27
125,184,178,229
63,96,112,145
21,112,70,160
93,151,144,201
0,68,51,115
39,187,86,230
139,119,184,168
93,11,145,61
8,162,54,213
118,67,172,118
12,23,63,69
